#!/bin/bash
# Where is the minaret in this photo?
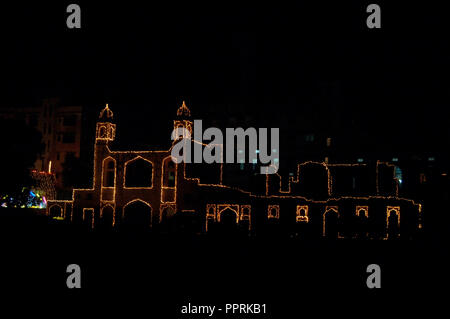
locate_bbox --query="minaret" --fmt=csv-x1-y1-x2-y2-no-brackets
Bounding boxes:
173,100,193,139
93,104,116,192
96,104,116,143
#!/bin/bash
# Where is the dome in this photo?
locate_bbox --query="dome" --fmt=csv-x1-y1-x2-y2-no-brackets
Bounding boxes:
99,104,114,121
176,100,191,117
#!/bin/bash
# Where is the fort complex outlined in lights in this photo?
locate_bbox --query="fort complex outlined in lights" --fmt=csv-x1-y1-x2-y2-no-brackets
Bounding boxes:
46,103,422,239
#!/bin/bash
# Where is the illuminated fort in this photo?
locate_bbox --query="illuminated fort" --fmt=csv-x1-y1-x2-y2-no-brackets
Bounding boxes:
46,103,423,239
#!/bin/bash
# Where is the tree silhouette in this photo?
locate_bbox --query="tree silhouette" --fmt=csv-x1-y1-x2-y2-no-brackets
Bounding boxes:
0,118,43,194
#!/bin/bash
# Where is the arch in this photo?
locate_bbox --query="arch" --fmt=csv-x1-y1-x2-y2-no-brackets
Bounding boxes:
386,206,400,239
219,207,239,223
296,205,309,222
122,199,152,229
206,204,216,219
240,205,251,221
83,208,95,229
102,157,116,187
100,205,115,228
267,205,280,219
161,156,177,203
99,126,106,138
355,206,369,238
323,206,339,238
219,207,239,233
217,204,239,222
205,204,217,232
124,156,153,188
49,204,63,218
356,206,368,218
160,205,176,222
162,156,177,188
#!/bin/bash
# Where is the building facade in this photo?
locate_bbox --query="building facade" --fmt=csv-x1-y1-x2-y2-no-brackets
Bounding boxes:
0,98,82,195
47,103,422,239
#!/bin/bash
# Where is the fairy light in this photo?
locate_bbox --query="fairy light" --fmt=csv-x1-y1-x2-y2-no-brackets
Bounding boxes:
296,205,309,223
100,204,115,223
323,206,339,237
240,205,251,219
160,203,176,222
48,203,63,217
160,156,177,204
101,157,116,202
31,170,56,200
99,103,114,119
216,204,240,223
386,206,400,239
123,156,154,189
205,204,217,232
356,206,369,217
82,208,95,229
122,198,153,228
418,204,423,229
267,205,280,219
176,100,191,117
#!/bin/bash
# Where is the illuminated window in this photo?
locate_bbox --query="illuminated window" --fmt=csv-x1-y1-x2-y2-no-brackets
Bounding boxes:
162,157,176,188
323,206,339,238
296,205,309,222
207,205,216,217
49,205,63,218
103,158,115,187
217,205,239,223
206,204,217,230
125,157,153,188
83,208,95,229
267,205,280,219
99,126,107,138
240,205,251,221
123,200,152,229
356,206,368,218
386,206,400,239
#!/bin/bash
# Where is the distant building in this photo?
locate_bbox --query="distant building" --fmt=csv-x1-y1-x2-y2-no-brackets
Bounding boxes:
0,98,82,194
46,102,422,239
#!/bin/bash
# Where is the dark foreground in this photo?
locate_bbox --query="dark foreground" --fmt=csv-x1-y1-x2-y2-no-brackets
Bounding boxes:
0,209,448,317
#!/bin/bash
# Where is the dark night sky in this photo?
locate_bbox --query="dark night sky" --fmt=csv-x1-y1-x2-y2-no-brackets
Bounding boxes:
1,1,449,156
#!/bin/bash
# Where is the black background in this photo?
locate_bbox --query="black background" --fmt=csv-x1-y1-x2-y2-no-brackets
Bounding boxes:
0,1,448,316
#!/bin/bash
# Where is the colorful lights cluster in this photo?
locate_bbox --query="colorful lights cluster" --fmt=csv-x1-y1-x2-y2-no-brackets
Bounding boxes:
1,189,47,209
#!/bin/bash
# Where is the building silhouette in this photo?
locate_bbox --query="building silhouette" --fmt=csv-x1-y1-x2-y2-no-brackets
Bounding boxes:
0,98,82,196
